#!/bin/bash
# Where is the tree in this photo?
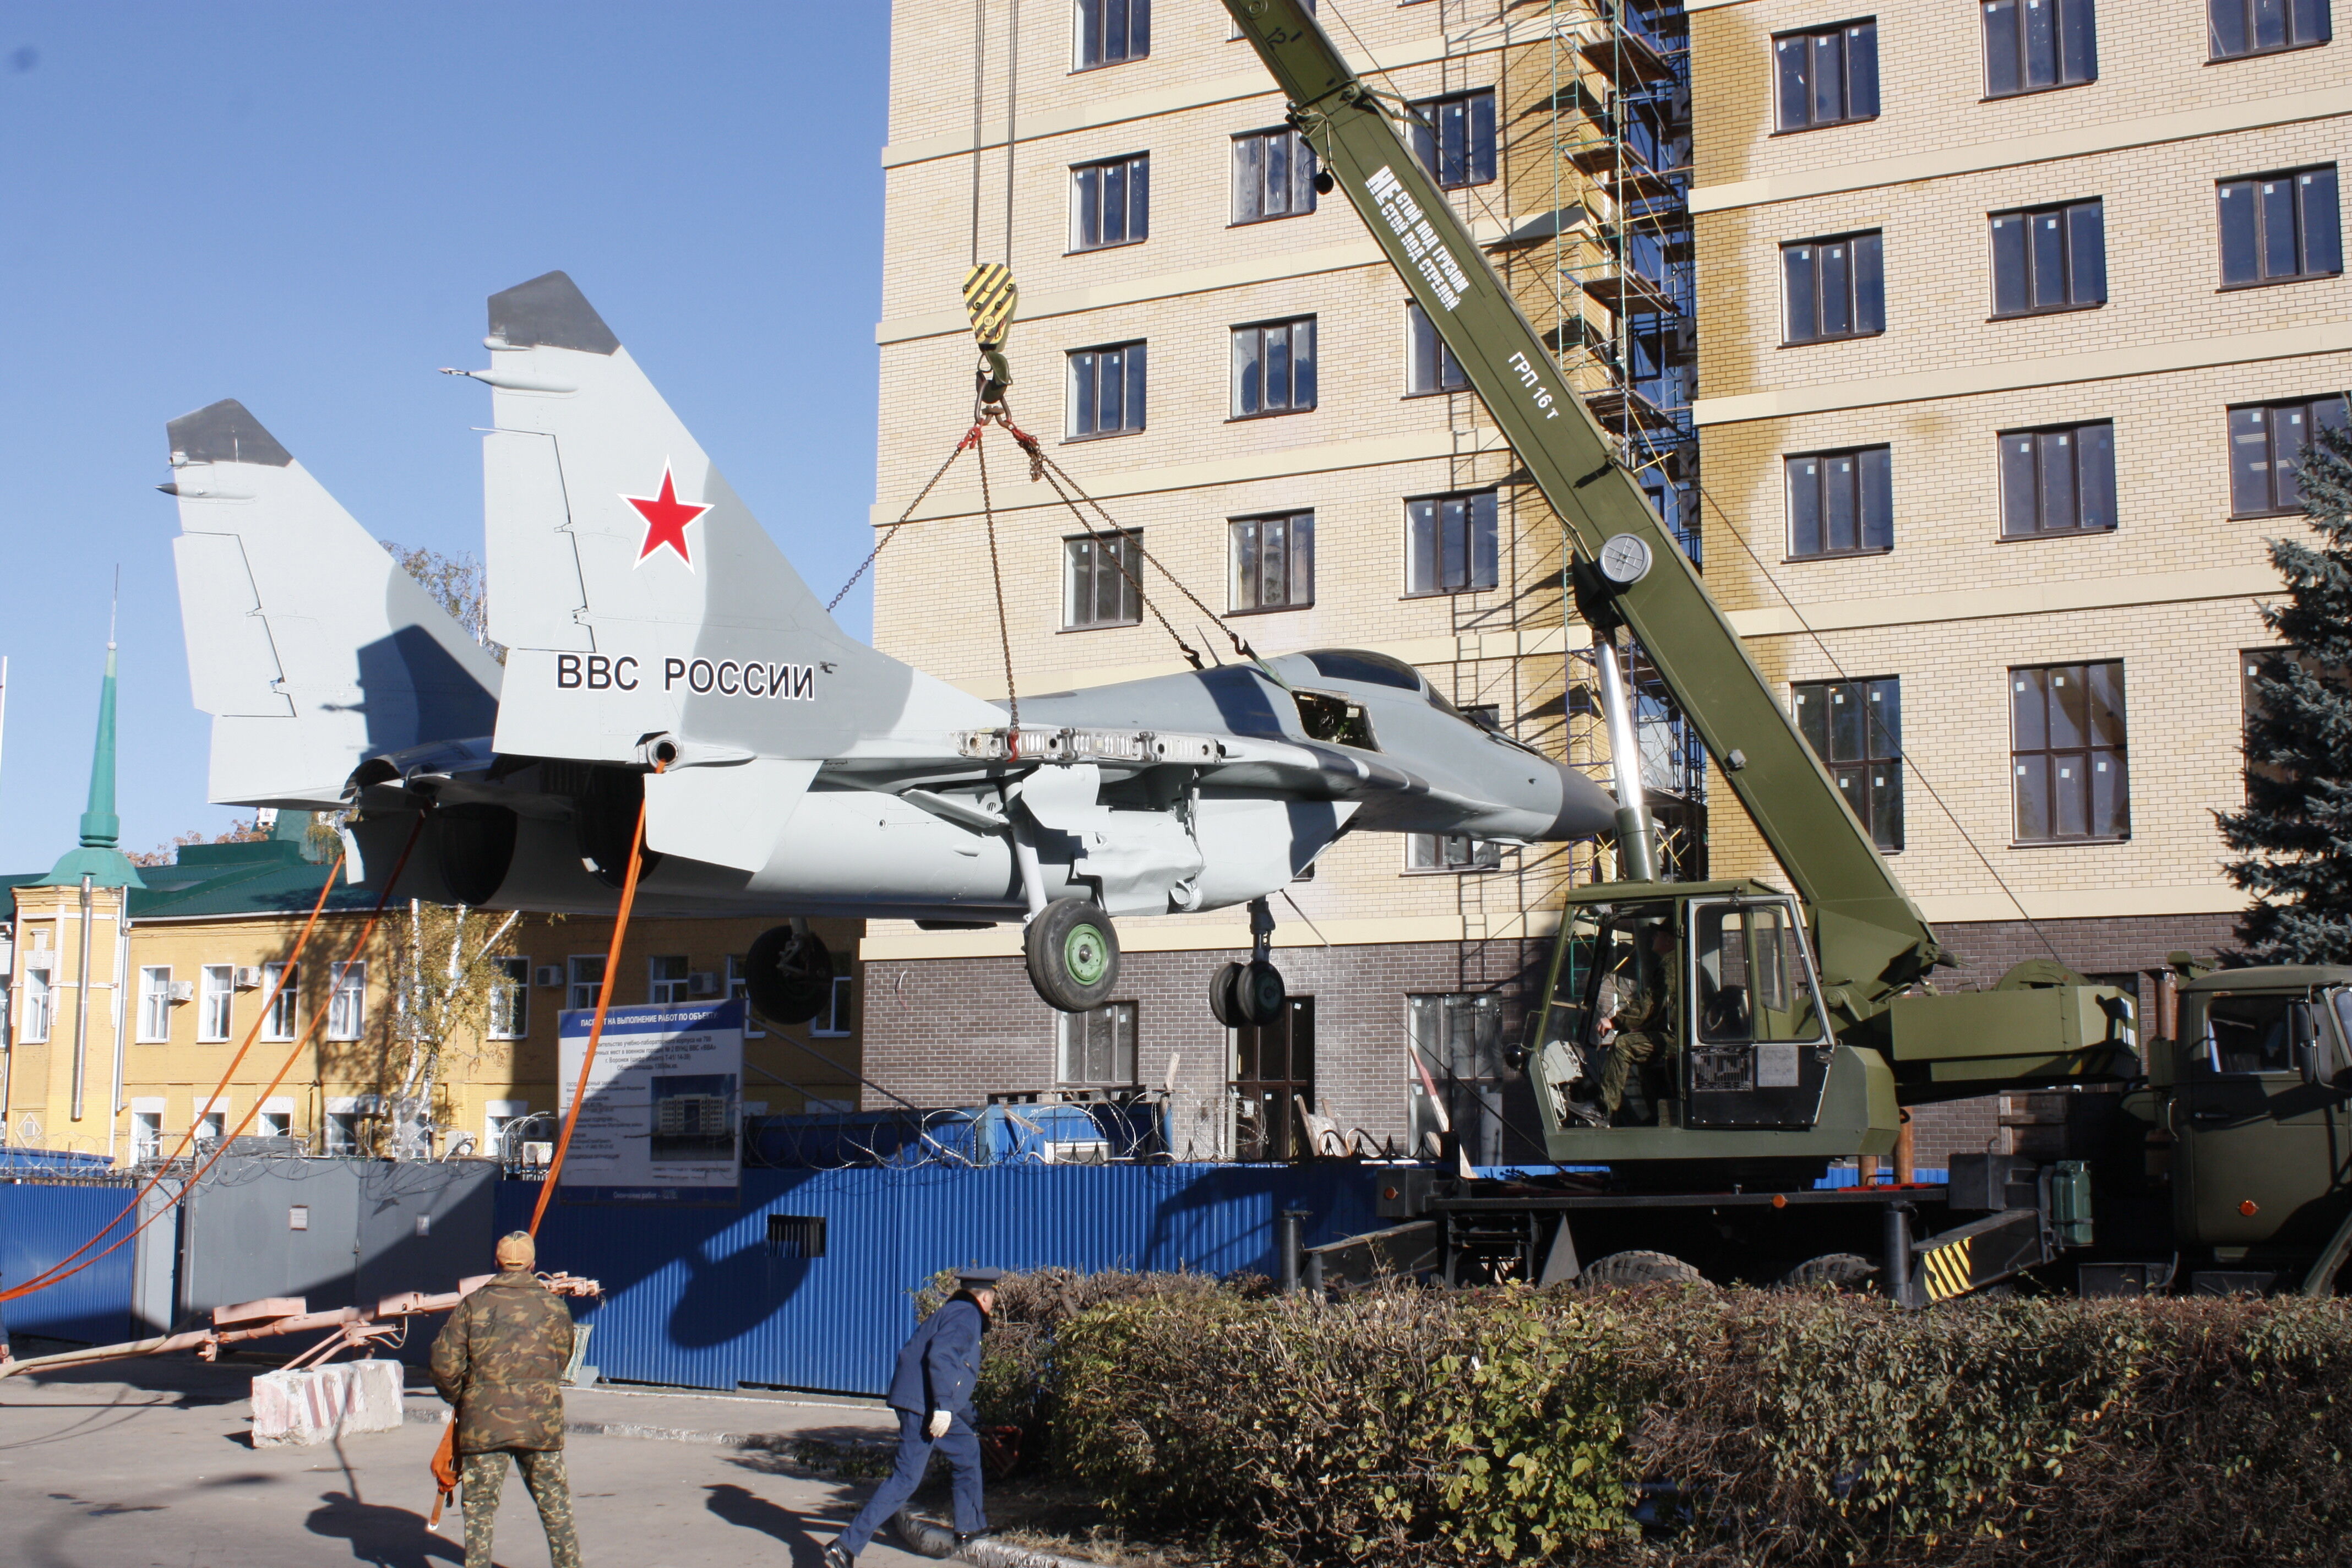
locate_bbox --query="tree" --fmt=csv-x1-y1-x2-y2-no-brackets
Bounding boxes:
381,541,505,663
2219,418,2352,962
378,899,522,1158
128,814,270,866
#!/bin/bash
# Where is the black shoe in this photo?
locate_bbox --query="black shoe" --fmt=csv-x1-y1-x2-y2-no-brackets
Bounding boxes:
823,1545,857,1568
1563,1099,1610,1128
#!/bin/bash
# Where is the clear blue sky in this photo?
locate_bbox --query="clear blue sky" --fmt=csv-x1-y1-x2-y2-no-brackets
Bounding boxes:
0,2,892,873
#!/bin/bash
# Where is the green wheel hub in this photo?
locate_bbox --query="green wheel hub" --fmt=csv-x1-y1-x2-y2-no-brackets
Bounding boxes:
1064,923,1110,987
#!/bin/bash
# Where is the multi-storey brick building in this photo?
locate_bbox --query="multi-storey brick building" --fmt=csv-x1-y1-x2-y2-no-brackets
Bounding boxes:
1689,0,2346,1158
864,0,2343,1167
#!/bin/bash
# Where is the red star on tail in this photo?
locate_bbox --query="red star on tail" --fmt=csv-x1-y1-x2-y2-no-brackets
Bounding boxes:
623,463,711,567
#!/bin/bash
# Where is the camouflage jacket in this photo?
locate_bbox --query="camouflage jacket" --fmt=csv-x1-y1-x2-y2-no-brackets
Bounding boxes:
429,1268,574,1453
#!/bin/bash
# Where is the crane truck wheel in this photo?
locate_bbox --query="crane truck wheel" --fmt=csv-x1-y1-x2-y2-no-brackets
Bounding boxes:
745,924,832,1025
1026,898,1121,1012
1574,1250,1705,1288
1777,1253,1879,1291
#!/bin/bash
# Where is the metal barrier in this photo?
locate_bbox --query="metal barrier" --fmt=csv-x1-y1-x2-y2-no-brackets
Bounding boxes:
505,1161,1388,1395
0,1180,143,1344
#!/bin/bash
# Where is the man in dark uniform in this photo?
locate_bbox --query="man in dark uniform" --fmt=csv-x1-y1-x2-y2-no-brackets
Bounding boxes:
823,1266,1001,1567
431,1230,581,1568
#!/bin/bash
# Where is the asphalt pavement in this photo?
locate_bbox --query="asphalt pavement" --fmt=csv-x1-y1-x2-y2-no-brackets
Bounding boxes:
0,1354,939,1568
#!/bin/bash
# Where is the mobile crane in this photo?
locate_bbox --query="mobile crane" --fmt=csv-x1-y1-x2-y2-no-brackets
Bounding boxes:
1224,0,2352,1302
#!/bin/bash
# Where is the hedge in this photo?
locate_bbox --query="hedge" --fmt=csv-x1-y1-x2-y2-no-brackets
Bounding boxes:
962,1272,2352,1566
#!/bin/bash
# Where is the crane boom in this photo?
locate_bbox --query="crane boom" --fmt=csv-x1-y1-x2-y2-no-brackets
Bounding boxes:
1222,0,1942,1001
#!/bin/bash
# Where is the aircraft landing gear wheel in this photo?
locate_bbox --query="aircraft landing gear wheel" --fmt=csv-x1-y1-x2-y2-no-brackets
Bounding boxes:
1238,959,1287,1026
1025,898,1120,1012
745,924,832,1025
1209,961,1249,1028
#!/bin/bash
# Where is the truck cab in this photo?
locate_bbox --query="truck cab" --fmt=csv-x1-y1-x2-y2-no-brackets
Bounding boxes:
2158,967,2352,1275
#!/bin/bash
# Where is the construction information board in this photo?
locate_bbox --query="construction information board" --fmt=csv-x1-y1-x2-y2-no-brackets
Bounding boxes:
556,999,743,1204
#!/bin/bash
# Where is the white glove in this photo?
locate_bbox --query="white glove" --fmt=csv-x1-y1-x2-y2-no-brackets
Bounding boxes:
927,1409,952,1440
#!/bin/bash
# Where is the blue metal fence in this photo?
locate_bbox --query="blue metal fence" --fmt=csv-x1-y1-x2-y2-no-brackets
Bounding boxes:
504,1162,1386,1395
0,1182,138,1343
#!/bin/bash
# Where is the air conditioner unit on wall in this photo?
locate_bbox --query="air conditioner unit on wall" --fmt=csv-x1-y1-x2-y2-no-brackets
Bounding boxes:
533,966,562,988
233,967,264,989
168,981,196,1003
687,971,722,998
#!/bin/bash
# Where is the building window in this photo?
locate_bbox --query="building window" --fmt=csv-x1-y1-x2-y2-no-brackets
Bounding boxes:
568,955,606,1011
1231,511,1315,613
324,1112,360,1155
2011,660,2128,842
1233,126,1316,223
1074,0,1148,69
327,961,366,1040
1982,0,2097,97
1234,997,1314,1161
1070,153,1149,251
2218,167,2342,287
1775,19,1880,132
1407,489,1500,595
813,971,855,1038
2229,396,2350,516
2000,422,2118,535
1407,833,1503,871
1059,1001,1137,1086
1232,317,1317,418
133,1110,162,1162
2209,0,2332,59
199,964,234,1043
255,1105,289,1138
1794,678,1904,851
138,966,172,1043
489,956,529,1039
261,961,298,1042
1408,993,1507,1166
1408,89,1497,189
1782,232,1884,344
1067,341,1147,438
1407,301,1468,395
1991,199,2106,315
1065,530,1142,628
21,965,51,1043
195,1106,226,1146
649,954,691,1005
1787,446,1893,558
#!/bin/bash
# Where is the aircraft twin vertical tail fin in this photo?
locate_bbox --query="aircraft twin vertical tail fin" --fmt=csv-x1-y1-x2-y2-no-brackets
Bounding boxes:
165,400,502,809
469,271,999,772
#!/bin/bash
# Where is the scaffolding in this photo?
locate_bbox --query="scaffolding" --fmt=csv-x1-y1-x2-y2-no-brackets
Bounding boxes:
1410,0,1706,1016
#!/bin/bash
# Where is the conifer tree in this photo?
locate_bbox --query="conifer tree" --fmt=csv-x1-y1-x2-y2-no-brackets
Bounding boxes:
2219,416,2352,961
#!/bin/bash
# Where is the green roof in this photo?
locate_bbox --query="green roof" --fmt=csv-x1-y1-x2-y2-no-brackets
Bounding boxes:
127,831,373,921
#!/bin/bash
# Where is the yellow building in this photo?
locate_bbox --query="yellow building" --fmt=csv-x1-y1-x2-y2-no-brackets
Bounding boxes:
2,649,864,1164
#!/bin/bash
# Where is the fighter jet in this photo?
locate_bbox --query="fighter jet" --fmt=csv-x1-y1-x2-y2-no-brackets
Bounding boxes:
164,272,1615,1025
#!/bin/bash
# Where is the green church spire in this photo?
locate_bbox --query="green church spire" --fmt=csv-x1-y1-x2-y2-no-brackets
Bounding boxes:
39,621,145,891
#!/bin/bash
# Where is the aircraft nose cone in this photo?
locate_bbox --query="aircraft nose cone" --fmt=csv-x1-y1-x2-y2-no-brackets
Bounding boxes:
1547,760,1617,840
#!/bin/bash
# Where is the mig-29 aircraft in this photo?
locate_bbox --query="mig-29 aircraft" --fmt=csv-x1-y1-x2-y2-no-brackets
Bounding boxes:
165,272,1615,1026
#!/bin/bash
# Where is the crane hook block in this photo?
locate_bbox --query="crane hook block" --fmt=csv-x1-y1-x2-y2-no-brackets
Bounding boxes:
963,263,1017,349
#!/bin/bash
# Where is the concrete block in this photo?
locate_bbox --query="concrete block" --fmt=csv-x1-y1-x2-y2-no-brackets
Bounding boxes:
250,1358,406,1448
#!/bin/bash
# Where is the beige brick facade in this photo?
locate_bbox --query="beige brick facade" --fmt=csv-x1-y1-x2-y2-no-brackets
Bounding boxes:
1690,0,2349,949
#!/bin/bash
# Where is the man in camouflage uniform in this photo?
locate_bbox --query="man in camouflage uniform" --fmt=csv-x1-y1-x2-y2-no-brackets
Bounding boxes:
1596,925,1680,1120
431,1230,580,1568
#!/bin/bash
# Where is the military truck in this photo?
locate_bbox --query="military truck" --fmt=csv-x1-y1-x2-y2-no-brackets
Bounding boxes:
1221,0,2352,1302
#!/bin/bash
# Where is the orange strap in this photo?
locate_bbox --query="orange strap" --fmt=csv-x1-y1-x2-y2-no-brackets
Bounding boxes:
427,1420,459,1526
527,785,652,1237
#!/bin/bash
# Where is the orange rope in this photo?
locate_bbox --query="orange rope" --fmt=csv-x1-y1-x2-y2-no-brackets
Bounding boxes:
527,783,652,1237
0,818,424,1305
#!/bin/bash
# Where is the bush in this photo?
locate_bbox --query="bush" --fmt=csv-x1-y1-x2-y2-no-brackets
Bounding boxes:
983,1273,2352,1566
